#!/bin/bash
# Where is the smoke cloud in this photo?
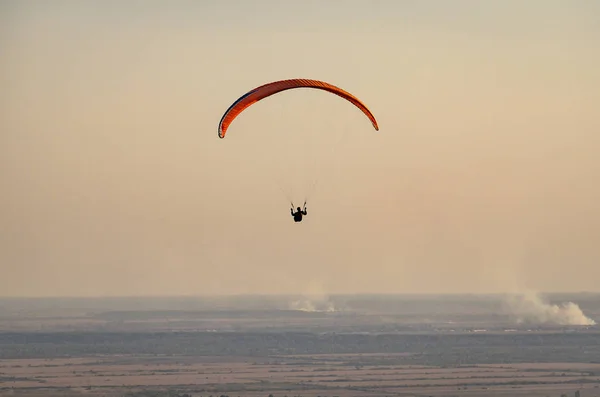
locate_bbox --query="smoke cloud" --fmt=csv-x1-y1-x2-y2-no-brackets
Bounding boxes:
288,281,337,312
288,298,336,312
504,291,596,326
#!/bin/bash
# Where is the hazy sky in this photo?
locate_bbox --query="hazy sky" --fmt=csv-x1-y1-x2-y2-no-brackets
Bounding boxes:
1,0,599,297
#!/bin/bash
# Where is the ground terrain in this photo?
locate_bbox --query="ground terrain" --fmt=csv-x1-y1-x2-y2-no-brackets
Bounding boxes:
0,294,598,396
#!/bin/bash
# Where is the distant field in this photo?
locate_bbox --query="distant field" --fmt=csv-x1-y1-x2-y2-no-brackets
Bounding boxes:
1,355,599,397
0,294,598,396
2,330,599,366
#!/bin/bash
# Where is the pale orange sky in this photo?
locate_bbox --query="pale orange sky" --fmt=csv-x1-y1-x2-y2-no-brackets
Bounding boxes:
1,1,599,297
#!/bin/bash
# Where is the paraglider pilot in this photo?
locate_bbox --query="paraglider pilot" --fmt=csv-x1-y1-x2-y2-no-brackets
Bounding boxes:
291,204,307,222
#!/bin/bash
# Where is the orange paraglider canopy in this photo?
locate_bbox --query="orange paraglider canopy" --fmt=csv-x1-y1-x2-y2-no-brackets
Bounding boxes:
217,78,379,138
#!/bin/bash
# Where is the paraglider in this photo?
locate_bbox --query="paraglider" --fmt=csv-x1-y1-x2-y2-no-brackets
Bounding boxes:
217,78,379,222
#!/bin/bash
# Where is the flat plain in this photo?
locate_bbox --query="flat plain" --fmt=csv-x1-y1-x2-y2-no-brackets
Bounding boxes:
1,293,599,397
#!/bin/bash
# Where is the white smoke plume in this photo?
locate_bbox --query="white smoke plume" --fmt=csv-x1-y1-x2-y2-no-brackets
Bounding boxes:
288,280,336,312
504,291,596,326
288,298,336,312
